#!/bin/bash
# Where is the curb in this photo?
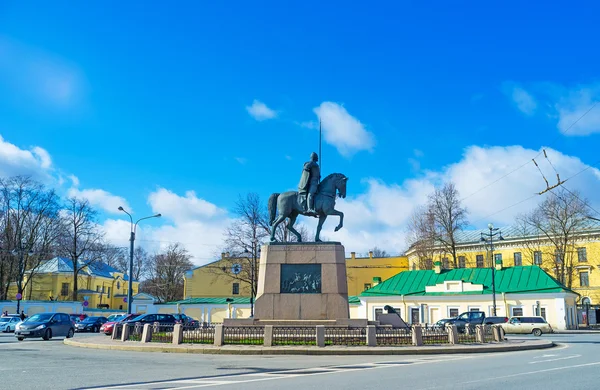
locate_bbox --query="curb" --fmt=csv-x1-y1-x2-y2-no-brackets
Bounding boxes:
63,338,555,356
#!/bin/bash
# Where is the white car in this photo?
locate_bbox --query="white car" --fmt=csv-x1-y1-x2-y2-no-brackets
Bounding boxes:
0,316,22,333
501,316,553,336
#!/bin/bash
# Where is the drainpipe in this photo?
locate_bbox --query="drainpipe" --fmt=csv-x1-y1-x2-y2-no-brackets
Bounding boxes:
502,293,508,317
402,295,406,320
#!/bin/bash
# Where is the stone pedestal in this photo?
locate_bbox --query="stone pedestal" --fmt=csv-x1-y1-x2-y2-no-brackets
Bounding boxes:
254,242,350,321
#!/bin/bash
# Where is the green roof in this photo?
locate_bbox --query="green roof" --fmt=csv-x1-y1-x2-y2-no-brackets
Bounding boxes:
361,266,576,297
166,297,252,305
348,296,360,305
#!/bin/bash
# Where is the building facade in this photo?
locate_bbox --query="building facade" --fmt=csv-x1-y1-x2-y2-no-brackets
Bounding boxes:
406,225,600,324
9,257,139,310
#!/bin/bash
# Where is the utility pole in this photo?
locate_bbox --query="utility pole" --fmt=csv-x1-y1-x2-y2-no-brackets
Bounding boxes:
481,224,504,316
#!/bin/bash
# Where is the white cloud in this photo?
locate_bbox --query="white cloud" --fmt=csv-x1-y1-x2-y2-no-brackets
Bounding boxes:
68,174,80,187
509,86,537,115
0,135,53,180
313,102,375,157
0,37,84,108
235,157,247,165
246,100,277,121
147,188,226,223
555,85,600,136
68,188,131,214
317,145,600,254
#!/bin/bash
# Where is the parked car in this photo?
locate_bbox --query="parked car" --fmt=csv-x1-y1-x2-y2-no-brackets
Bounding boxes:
173,314,200,328
439,311,486,332
106,313,126,322
122,314,177,326
0,316,21,333
14,312,75,341
69,314,87,323
101,313,140,335
75,316,108,332
501,316,553,336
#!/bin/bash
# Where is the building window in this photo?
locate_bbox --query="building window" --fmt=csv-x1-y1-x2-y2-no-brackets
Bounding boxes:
580,272,590,287
514,252,522,266
458,256,466,268
442,257,449,269
232,283,240,295
512,307,523,316
469,307,480,312
494,253,502,263
107,287,111,299
555,250,563,264
534,251,542,265
534,307,547,319
424,259,433,270
60,283,69,296
363,283,372,291
476,255,484,268
578,247,587,263
412,263,417,271
96,285,100,292
448,308,459,317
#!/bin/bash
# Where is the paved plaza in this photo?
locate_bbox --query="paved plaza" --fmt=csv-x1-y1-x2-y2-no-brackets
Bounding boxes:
1,332,599,389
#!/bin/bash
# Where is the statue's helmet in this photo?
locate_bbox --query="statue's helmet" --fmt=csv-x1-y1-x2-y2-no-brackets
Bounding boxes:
310,152,318,162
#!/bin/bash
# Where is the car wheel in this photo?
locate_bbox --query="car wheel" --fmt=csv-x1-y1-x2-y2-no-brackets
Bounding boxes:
43,328,52,341
532,328,542,337
93,326,98,333
67,328,74,338
17,337,24,341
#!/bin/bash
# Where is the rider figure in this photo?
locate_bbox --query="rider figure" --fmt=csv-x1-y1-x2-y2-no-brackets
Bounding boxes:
298,152,320,214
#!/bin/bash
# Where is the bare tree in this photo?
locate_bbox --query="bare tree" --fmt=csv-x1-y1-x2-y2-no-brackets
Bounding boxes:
116,246,150,281
406,204,440,269
97,244,126,269
428,182,468,268
368,247,390,257
517,189,590,287
58,197,104,300
0,177,61,303
142,243,193,302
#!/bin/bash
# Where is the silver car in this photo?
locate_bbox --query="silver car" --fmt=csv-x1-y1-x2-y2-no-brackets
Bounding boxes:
0,316,21,333
501,316,553,336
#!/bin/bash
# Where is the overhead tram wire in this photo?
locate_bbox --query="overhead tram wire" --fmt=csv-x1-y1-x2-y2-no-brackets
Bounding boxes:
460,102,599,203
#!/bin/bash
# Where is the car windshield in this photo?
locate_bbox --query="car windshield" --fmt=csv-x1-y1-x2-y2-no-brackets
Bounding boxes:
0,317,10,323
111,315,125,322
82,317,100,323
26,313,53,322
129,315,145,322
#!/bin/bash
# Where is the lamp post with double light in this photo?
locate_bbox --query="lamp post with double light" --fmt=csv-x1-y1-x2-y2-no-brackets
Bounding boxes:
481,223,504,316
243,238,260,318
118,207,161,314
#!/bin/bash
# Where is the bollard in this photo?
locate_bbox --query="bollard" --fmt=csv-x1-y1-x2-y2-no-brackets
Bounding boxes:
447,324,459,344
121,323,130,342
172,323,183,344
111,324,121,341
475,325,484,343
316,325,325,347
483,325,491,342
263,325,273,347
411,324,423,346
141,323,153,343
214,324,224,346
493,325,505,342
366,325,377,347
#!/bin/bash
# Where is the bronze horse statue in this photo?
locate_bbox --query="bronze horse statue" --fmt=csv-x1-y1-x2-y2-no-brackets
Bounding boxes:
268,173,348,242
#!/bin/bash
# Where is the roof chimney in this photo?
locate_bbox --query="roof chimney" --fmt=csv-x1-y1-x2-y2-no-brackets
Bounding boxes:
368,251,374,259
221,252,226,259
350,252,356,259
434,260,442,274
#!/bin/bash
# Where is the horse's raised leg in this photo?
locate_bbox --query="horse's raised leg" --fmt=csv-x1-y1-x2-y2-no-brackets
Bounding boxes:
315,214,327,242
287,213,302,242
270,214,286,242
329,209,344,232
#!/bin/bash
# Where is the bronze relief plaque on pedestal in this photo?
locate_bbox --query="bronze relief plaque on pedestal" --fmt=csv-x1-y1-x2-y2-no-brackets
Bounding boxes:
280,264,322,294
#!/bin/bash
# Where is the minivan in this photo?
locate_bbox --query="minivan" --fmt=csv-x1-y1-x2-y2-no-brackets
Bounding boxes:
501,316,553,336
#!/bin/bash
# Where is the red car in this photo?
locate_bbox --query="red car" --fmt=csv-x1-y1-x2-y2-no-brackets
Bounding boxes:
100,313,139,335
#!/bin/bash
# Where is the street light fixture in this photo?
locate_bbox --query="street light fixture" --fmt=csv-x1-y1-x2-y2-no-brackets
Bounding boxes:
118,206,161,314
243,239,260,318
481,223,504,316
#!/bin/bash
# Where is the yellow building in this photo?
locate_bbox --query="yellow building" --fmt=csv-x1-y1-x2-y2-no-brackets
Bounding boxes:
406,225,600,324
10,257,139,310
183,250,409,300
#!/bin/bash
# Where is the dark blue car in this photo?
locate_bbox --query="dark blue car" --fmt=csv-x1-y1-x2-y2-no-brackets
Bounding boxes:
15,312,75,341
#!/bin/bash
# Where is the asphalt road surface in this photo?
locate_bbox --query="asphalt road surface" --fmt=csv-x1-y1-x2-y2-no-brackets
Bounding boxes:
1,332,599,390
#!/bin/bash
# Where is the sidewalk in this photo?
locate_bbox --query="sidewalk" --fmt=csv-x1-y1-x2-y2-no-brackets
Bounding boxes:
64,335,554,355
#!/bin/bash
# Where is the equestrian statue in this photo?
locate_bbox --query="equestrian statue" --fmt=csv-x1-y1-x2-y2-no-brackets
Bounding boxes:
268,152,348,242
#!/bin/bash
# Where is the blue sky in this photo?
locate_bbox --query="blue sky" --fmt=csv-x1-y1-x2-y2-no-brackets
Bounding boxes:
1,2,599,264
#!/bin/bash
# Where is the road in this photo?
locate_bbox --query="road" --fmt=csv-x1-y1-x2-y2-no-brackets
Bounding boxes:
1,332,599,390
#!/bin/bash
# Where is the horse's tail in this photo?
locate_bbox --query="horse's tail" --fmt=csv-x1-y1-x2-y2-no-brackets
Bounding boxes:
268,193,280,225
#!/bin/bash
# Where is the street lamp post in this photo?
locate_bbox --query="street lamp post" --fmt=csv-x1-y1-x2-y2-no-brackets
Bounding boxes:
12,240,34,314
244,239,260,318
118,207,161,314
481,223,504,317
